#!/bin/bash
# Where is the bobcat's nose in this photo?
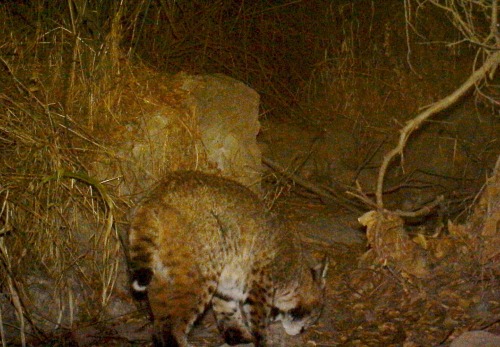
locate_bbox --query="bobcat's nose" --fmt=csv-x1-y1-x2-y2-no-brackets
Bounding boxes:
283,323,303,336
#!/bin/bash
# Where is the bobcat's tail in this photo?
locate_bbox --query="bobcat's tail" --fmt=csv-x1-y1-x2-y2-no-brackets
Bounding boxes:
128,203,160,300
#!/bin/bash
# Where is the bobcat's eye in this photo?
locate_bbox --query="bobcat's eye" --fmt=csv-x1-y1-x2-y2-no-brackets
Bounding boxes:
270,306,281,320
289,306,311,321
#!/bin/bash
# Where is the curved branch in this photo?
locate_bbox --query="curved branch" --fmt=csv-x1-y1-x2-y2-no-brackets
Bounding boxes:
376,50,500,208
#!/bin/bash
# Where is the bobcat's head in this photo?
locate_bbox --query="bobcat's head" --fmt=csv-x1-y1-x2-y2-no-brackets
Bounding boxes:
274,256,329,335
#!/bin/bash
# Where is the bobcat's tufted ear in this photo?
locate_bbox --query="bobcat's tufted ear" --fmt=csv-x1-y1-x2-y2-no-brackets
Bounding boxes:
311,255,329,288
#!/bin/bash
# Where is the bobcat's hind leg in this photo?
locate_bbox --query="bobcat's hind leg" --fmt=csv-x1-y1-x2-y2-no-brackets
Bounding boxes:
148,275,214,347
150,298,195,347
152,318,189,347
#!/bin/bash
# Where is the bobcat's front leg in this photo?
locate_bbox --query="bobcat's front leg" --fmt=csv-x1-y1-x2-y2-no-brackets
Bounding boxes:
244,272,274,347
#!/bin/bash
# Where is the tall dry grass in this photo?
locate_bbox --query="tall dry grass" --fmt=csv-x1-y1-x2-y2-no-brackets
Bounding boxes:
0,1,130,344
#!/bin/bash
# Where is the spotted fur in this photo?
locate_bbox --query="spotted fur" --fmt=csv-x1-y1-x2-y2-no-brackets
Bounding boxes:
128,171,328,347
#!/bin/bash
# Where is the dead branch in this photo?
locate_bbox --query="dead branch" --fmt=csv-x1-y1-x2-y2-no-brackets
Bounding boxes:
262,156,364,213
376,50,500,209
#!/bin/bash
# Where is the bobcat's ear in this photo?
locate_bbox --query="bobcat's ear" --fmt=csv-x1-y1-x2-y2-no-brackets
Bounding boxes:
311,255,329,288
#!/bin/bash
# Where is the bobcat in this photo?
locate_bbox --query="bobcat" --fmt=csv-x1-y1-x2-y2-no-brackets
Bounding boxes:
128,171,328,347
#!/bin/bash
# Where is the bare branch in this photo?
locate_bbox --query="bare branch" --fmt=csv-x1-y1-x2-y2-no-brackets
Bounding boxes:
376,50,500,208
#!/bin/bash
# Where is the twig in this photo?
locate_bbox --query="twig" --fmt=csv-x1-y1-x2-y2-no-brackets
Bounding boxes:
491,0,499,47
352,137,387,184
376,50,500,209
346,181,378,210
0,57,55,131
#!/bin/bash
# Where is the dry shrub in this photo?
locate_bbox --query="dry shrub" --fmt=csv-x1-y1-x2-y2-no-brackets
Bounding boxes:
350,3,499,336
0,4,125,344
358,157,499,290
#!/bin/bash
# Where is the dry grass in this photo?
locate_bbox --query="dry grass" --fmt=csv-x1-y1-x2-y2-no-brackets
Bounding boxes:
0,48,122,346
0,2,150,345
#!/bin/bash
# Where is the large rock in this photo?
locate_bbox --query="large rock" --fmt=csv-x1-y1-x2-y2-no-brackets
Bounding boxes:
450,331,500,347
94,72,262,197
182,73,262,191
